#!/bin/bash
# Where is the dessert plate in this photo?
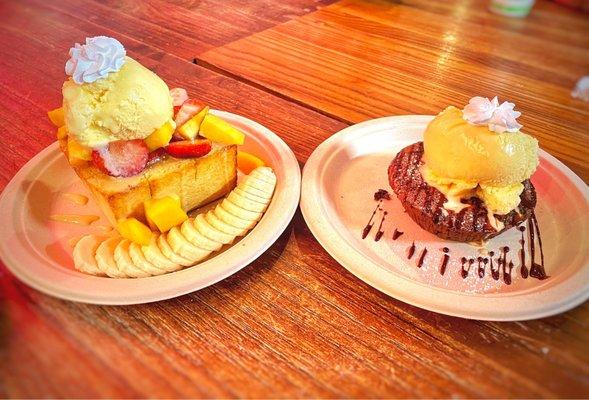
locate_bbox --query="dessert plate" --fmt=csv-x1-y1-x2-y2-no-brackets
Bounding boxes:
301,115,589,321
0,111,300,305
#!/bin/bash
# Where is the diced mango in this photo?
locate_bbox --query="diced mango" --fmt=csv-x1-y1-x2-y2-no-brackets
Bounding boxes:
144,195,188,233
177,106,209,140
199,114,245,145
144,119,176,151
117,218,153,246
67,137,92,164
237,151,265,174
56,125,68,140
47,107,65,127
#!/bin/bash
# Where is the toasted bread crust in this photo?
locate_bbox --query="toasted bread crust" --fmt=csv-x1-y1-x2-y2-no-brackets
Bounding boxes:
59,138,237,226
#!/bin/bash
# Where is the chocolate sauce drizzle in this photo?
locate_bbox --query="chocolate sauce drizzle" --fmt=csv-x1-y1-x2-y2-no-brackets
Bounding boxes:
519,226,528,278
360,192,548,285
374,211,388,242
529,212,548,280
392,229,404,240
417,247,427,268
362,202,381,239
439,247,450,275
417,248,428,268
479,258,486,278
374,189,391,201
407,242,416,260
460,257,468,279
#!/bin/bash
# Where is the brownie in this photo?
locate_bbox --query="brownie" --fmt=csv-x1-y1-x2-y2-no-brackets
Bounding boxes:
388,142,536,242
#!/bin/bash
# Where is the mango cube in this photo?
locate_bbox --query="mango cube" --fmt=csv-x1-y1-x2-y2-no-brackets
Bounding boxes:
117,218,153,246
144,195,188,233
199,114,245,145
237,151,265,174
67,137,92,164
56,125,68,140
177,106,209,140
47,107,65,127
144,119,176,151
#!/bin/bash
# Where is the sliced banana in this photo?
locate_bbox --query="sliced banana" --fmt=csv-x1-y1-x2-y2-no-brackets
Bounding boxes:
214,205,257,230
238,180,273,200
95,237,126,278
142,237,181,272
234,187,269,205
157,233,194,267
249,167,276,185
128,242,167,276
167,226,211,263
205,210,248,237
70,167,277,278
227,191,268,213
240,174,275,196
221,198,262,222
73,234,106,276
193,213,234,245
181,219,223,252
114,240,151,278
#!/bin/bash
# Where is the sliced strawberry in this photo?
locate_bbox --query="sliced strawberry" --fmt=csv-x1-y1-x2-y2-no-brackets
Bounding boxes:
174,99,207,127
91,139,148,177
170,88,188,107
146,147,167,167
166,139,212,159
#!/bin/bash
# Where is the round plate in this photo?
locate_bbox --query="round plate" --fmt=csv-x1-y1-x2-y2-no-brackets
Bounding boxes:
301,115,589,321
0,110,300,305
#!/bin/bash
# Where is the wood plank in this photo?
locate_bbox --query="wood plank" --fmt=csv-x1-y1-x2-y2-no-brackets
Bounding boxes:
199,0,589,181
38,0,335,60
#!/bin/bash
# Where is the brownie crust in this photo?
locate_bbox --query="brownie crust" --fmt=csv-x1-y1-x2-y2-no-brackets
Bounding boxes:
388,142,536,242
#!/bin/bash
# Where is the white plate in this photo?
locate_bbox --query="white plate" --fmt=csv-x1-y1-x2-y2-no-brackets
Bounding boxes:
301,115,589,321
0,110,300,305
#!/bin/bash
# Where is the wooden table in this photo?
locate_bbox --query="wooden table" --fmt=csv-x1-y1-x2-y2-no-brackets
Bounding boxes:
1,0,588,397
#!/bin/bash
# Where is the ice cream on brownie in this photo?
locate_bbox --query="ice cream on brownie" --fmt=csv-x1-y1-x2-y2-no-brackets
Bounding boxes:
388,96,539,242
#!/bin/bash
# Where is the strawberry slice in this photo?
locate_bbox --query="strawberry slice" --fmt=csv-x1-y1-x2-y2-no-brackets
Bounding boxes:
146,147,167,167
166,139,212,159
174,99,207,127
92,139,148,177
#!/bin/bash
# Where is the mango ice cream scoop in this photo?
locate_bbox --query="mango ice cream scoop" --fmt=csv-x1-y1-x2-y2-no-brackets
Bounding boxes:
421,101,539,215
62,56,173,148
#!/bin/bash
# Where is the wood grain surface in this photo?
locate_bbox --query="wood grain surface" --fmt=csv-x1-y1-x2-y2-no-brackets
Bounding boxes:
1,0,588,398
200,0,589,181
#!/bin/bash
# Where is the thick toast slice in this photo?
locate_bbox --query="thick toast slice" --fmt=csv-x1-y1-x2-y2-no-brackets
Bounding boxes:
59,138,237,226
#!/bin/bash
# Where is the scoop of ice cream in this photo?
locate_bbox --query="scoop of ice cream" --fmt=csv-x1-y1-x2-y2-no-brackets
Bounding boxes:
424,106,538,186
62,56,173,147
422,105,538,216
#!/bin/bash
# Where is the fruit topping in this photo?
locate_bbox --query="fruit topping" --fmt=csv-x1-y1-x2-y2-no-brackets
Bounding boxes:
175,99,207,127
146,147,167,167
67,137,92,164
47,107,65,127
177,106,209,140
237,151,265,174
166,139,212,159
199,114,245,145
92,139,148,177
56,126,68,140
117,218,153,246
144,119,175,151
144,196,188,233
